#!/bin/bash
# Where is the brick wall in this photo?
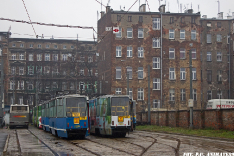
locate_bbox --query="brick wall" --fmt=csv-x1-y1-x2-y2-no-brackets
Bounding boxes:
138,109,234,131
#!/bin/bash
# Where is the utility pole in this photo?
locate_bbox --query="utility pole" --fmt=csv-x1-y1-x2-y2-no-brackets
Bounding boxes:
189,43,193,129
148,65,151,125
127,71,129,96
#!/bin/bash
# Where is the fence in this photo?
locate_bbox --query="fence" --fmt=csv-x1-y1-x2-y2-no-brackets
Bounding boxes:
137,109,234,131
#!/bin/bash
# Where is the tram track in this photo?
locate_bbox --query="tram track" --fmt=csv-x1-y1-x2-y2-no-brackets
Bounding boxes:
15,129,59,156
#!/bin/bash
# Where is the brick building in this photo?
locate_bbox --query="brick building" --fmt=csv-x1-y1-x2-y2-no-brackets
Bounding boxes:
97,5,202,112
200,13,234,106
0,35,97,112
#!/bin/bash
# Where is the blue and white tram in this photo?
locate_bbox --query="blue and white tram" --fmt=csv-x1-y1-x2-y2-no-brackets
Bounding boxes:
43,94,89,138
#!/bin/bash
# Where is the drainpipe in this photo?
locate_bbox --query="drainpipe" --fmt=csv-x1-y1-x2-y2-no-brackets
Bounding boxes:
160,13,163,108
228,21,231,98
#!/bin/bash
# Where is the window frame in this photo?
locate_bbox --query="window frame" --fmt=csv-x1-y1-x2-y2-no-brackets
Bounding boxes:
138,28,144,38
153,78,160,90
169,68,175,80
138,47,144,58
169,29,175,39
152,18,160,30
169,48,175,59
137,88,144,100
138,67,143,79
116,46,122,57
153,57,160,69
116,67,121,79
180,68,186,80
127,28,133,38
127,46,132,57
180,29,185,39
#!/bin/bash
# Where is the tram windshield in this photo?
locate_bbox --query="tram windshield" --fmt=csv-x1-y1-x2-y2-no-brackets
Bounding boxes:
66,97,87,117
11,106,28,112
111,97,129,116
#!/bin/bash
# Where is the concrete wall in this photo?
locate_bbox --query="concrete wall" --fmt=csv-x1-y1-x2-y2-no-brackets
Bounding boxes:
137,109,234,131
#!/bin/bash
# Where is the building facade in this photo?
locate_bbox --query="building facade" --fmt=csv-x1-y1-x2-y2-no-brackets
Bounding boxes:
0,36,97,113
200,14,234,106
97,5,202,112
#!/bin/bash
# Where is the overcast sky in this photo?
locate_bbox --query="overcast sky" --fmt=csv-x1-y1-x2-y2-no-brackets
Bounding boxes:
0,0,233,41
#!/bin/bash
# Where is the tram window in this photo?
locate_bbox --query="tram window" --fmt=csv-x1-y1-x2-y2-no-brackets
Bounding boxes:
12,106,27,111
111,97,129,116
66,97,86,117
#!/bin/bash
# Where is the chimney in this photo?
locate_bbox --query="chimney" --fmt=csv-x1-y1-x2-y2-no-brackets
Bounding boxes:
106,6,111,13
217,12,223,19
100,11,105,18
159,5,166,13
139,4,146,12
187,9,193,14
202,15,207,19
227,16,232,19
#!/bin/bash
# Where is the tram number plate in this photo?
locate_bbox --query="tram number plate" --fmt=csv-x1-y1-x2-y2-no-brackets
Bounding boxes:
118,122,123,125
75,125,80,128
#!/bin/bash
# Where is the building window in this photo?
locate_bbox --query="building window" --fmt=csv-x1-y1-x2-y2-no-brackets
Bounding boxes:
207,90,212,100
29,44,33,48
180,68,186,80
138,67,143,79
46,44,50,48
153,78,160,90
169,48,175,59
139,16,143,22
11,67,16,75
20,44,24,48
52,54,58,61
127,28,133,38
217,34,222,42
170,17,174,23
117,15,121,21
116,27,122,38
180,29,185,39
138,28,144,38
54,45,58,49
152,18,160,30
19,67,24,75
116,46,121,57
116,67,121,79
180,48,185,59
128,88,133,100
138,47,144,58
192,48,196,59
128,16,132,22
38,44,42,48
115,88,122,95
169,68,175,80
88,56,93,63
192,68,196,80
127,46,132,57
217,91,222,99
127,67,132,79
169,29,174,39
191,17,195,23
10,81,15,90
217,22,221,28
207,34,211,43
19,80,24,90
137,88,144,100
152,38,160,48
191,30,196,40
207,52,212,61
45,53,50,61
19,53,24,60
217,52,222,61
71,45,74,49
29,54,33,61
63,45,67,49
181,89,186,101
217,70,222,82
44,66,50,74
207,70,212,83
193,89,197,101
153,57,160,69
153,99,160,108
169,89,175,101
19,96,23,105
28,66,34,75
62,54,67,61
12,43,16,47
78,69,84,76
37,54,42,61
12,53,16,60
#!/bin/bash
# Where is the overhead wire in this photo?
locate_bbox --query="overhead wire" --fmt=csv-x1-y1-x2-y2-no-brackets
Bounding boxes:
21,0,37,37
